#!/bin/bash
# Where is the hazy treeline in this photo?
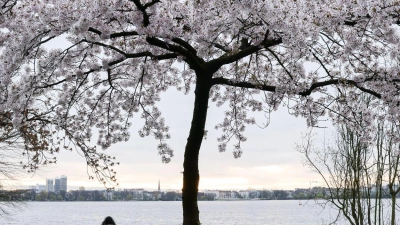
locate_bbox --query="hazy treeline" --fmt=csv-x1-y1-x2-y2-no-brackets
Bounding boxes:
1,189,295,201
4,186,392,202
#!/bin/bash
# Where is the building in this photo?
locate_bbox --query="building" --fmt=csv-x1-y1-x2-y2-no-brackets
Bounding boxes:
36,184,46,192
239,190,249,199
60,175,67,191
28,184,46,194
219,190,237,199
124,188,144,200
204,190,220,199
248,190,261,199
103,190,113,200
54,177,61,192
46,179,54,192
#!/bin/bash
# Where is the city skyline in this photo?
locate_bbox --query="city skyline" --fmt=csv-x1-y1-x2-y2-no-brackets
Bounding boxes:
25,179,326,192
30,175,68,193
25,175,326,192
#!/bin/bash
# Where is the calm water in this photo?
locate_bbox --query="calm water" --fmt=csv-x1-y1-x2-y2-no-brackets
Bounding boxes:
4,200,344,225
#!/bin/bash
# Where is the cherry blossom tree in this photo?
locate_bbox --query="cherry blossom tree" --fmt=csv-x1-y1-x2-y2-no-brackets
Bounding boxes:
2,0,400,224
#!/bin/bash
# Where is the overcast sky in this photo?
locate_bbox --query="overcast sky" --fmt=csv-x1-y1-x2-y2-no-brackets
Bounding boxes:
4,36,335,192
7,88,334,191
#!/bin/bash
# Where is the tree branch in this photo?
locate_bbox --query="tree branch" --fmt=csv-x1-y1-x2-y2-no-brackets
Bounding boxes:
88,27,138,39
82,39,178,61
213,43,230,52
130,0,160,27
212,77,382,99
208,36,282,71
146,36,204,70
211,77,276,92
171,37,197,55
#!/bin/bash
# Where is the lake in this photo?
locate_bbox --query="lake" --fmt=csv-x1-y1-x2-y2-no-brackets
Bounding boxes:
4,200,345,225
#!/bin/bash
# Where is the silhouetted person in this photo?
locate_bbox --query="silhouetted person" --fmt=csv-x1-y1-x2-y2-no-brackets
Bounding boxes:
102,216,116,225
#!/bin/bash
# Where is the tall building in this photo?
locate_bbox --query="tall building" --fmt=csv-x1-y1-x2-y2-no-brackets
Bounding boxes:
60,175,67,191
54,177,61,192
46,179,54,192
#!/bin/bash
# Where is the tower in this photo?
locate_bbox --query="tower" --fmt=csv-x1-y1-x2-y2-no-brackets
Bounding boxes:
54,177,61,192
158,179,160,191
46,179,54,192
60,175,67,191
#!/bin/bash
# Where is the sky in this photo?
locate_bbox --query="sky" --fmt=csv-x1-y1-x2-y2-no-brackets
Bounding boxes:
3,36,335,192
6,88,334,191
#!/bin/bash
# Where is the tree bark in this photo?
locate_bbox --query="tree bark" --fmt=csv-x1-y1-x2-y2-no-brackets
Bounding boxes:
182,75,211,225
391,194,396,225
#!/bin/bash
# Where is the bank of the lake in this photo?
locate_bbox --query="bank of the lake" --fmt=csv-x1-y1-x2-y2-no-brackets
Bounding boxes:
4,200,345,225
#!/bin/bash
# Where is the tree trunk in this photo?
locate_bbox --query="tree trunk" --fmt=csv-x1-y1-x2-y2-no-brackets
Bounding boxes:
391,193,396,225
182,75,211,225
